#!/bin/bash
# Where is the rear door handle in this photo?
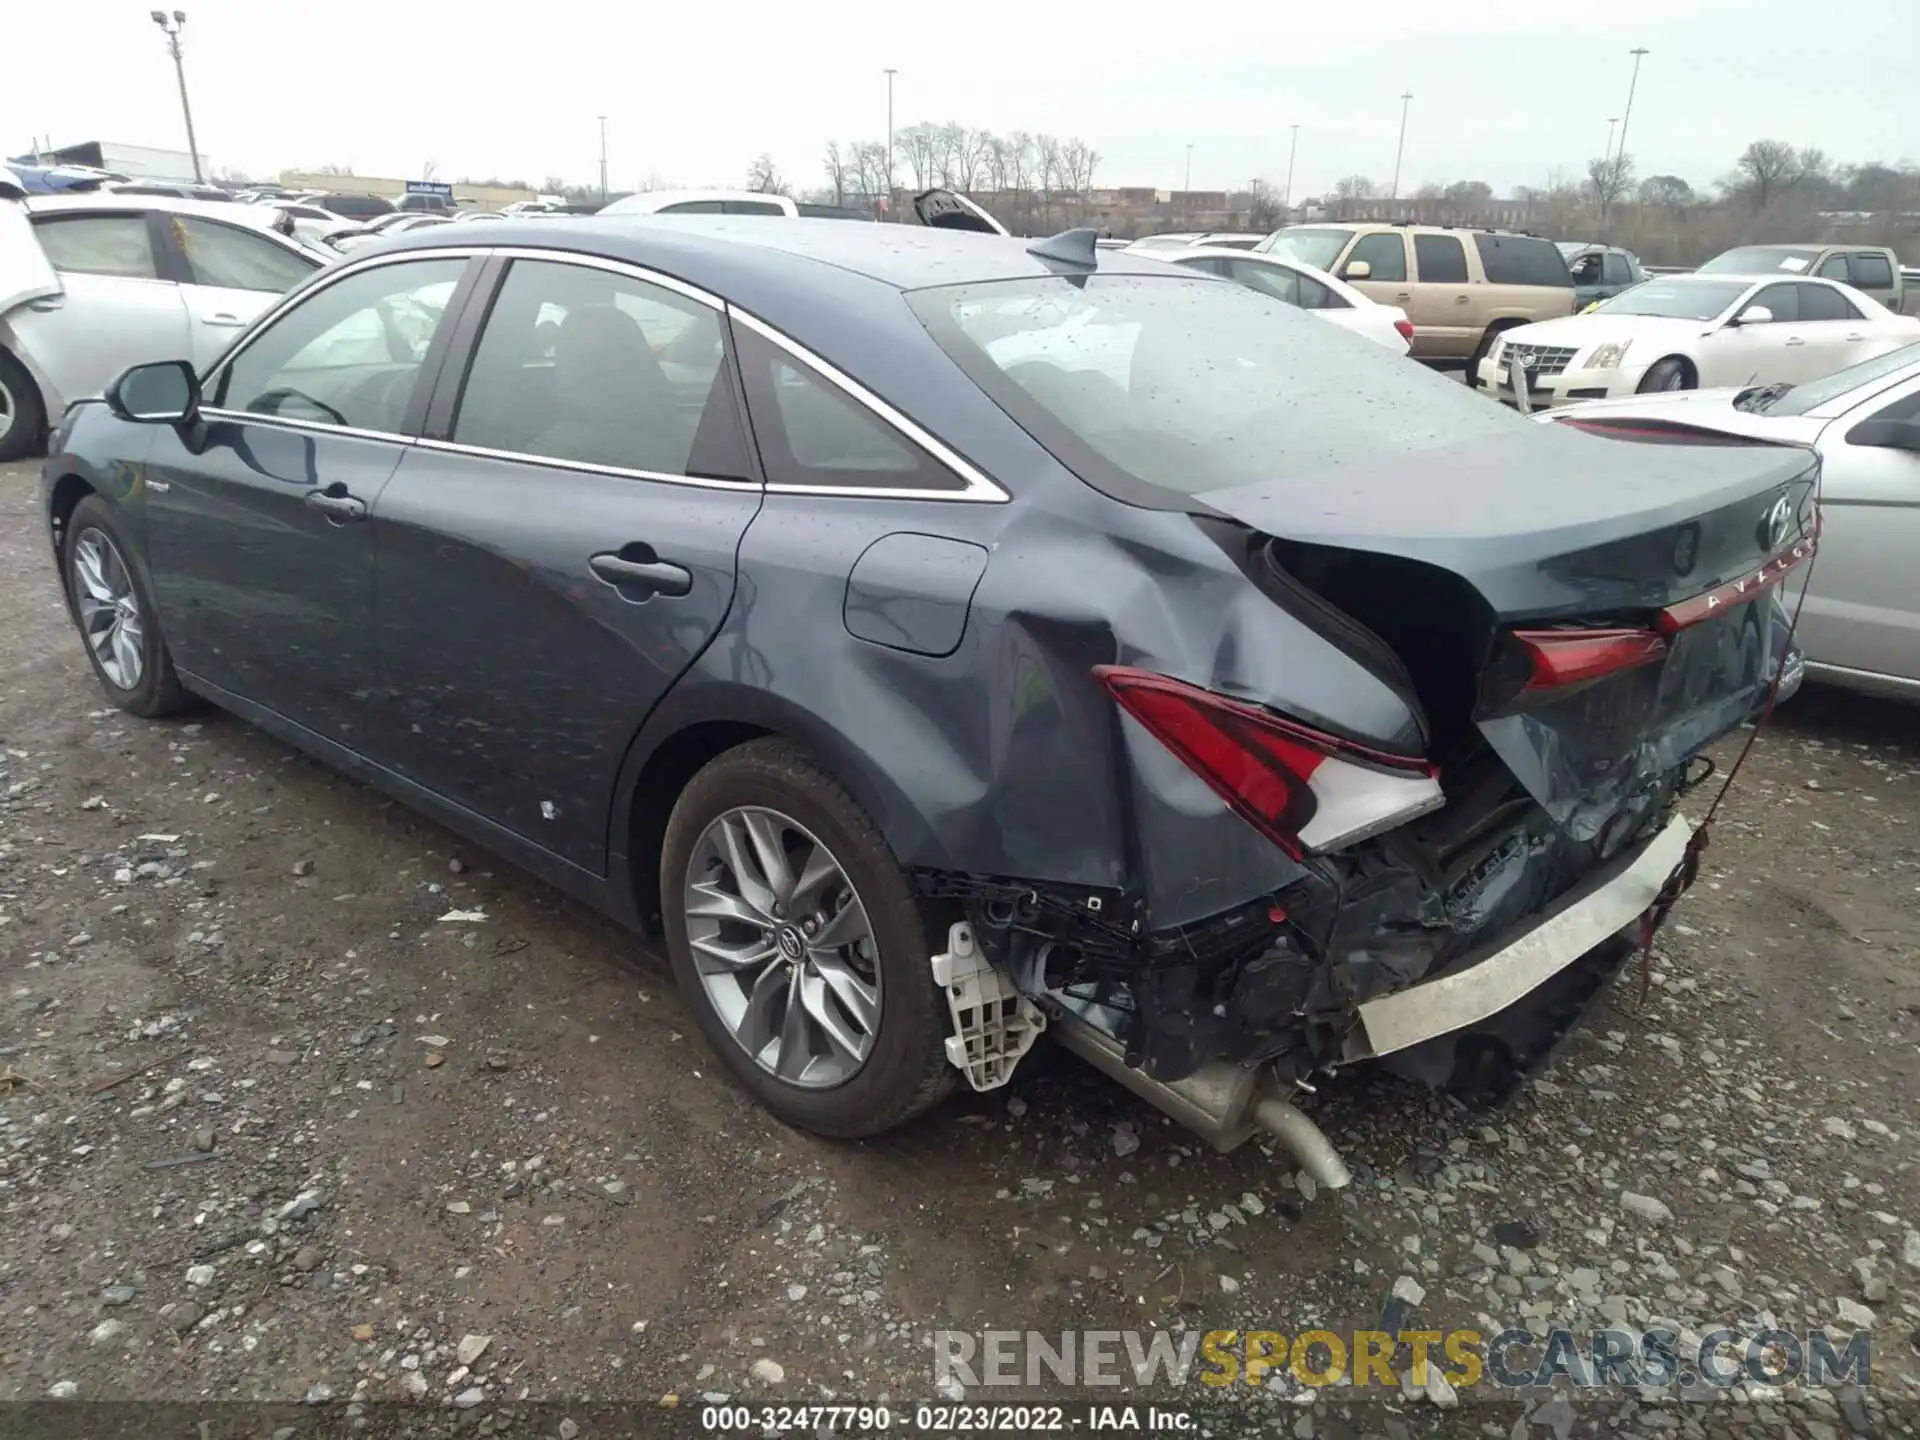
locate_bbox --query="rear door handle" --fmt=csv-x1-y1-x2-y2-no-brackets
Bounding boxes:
1845,332,1865,341
1784,337,1806,346
28,297,63,313
303,486,367,523
590,552,692,597
1394,292,1411,303
1454,294,1471,304
202,312,248,327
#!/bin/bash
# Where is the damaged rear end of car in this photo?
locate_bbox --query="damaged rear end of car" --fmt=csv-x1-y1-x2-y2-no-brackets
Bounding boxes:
908,272,1817,1181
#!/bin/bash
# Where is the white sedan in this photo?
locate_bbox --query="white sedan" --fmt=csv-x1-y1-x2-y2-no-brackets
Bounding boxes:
1159,246,1413,353
1544,341,1920,699
1477,273,1920,410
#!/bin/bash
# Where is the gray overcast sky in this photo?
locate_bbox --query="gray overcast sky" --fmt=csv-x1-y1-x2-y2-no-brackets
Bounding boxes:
13,0,1919,197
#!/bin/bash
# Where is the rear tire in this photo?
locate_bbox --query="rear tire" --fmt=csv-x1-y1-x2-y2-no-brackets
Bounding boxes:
1637,357,1693,394
62,496,191,718
660,739,954,1138
0,349,46,462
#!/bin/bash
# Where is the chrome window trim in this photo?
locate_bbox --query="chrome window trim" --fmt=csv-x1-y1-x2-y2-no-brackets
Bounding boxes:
201,246,489,398
480,246,727,311
727,308,1009,503
198,406,416,446
411,437,761,492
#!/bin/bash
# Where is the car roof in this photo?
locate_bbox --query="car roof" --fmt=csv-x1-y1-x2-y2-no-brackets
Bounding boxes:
22,192,286,231
1167,244,1372,304
385,214,1183,293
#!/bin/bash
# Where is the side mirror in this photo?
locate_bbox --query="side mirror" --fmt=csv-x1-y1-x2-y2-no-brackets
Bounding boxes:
1847,416,1920,452
1732,304,1773,326
1341,260,1372,280
105,360,200,424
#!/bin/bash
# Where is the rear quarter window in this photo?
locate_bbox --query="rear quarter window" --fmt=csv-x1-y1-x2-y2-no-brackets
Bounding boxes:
1472,234,1573,288
1852,254,1895,288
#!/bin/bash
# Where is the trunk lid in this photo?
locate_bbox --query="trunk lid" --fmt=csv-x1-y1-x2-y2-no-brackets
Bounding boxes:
912,188,1010,236
1202,421,1818,844
1195,417,1816,622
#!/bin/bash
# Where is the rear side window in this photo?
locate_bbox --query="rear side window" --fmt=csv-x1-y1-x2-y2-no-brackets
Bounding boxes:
33,214,157,279
1346,232,1406,283
1473,234,1572,287
660,200,724,214
733,325,967,492
171,217,316,292
1412,234,1468,284
1851,253,1895,289
1748,283,1800,323
1602,253,1633,286
1817,255,1851,281
723,199,786,215
1227,259,1301,307
1798,284,1861,323
452,259,748,479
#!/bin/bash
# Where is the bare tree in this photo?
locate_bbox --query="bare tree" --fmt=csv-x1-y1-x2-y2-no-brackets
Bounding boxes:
1034,134,1064,223
954,128,991,194
822,142,849,206
1246,178,1283,231
849,141,891,203
1007,132,1036,230
1732,140,1800,209
746,154,787,194
1332,174,1375,202
1586,152,1635,220
1637,174,1694,211
1061,138,1100,204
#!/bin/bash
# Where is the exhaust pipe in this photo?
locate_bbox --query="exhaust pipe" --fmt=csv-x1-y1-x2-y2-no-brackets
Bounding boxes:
1048,1009,1351,1190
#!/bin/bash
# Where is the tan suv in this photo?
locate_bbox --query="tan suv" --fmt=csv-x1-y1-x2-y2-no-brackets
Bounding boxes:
1254,224,1577,373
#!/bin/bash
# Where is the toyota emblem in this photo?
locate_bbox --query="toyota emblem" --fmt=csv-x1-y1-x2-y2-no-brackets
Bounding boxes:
1759,494,1792,551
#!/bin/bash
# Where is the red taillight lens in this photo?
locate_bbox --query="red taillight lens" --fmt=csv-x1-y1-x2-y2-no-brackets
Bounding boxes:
1094,666,1442,858
1512,628,1669,691
1393,318,1414,343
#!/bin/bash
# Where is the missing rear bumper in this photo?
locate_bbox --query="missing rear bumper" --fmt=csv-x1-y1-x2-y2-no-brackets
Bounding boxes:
1345,813,1691,1062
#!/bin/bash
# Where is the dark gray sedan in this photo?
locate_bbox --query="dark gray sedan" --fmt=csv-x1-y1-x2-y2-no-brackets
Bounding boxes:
40,218,1815,1175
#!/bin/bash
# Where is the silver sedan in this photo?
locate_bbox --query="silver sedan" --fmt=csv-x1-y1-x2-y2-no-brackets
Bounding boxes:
1543,342,1920,699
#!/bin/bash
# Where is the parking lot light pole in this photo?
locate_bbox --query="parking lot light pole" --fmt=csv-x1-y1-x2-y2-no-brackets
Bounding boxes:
1284,124,1299,212
150,10,203,183
1615,49,1650,164
884,68,897,207
1604,117,1619,164
597,115,608,202
1389,92,1411,202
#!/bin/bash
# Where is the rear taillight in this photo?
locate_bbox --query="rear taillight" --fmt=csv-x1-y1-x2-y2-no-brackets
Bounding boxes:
1513,628,1669,690
1094,666,1443,859
1393,318,1414,343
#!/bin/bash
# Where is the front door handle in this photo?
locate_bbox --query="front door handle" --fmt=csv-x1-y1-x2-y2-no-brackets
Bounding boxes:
202,312,248,327
1394,292,1411,303
1845,332,1865,341
1784,337,1806,347
304,485,367,523
590,552,692,597
1455,294,1471,304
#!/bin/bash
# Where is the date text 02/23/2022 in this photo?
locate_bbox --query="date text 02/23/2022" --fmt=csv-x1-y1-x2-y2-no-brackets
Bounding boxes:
697,1402,1197,1432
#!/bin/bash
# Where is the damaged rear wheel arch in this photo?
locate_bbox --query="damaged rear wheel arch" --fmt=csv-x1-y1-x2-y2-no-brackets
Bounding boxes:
623,719,777,936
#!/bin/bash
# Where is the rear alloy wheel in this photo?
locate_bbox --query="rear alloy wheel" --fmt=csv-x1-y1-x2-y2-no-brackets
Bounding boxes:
63,496,190,718
0,349,47,463
1638,358,1692,393
661,740,953,1137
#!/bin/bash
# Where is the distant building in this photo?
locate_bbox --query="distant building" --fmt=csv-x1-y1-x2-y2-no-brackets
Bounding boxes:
37,140,201,182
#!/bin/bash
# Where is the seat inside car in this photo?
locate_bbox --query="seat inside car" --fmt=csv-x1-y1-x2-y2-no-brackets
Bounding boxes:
530,305,686,471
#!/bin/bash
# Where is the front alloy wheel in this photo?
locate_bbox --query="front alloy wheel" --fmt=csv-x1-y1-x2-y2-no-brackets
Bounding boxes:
685,806,881,1088
70,528,147,691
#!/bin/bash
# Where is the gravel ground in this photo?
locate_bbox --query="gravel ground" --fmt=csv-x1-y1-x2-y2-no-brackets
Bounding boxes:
3,456,1918,1438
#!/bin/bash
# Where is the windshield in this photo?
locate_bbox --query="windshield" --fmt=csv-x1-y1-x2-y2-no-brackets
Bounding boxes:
1594,279,1748,321
907,273,1524,503
1696,246,1820,276
1555,241,1593,258
1763,341,1920,416
1256,227,1352,271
